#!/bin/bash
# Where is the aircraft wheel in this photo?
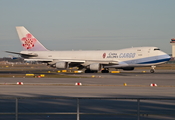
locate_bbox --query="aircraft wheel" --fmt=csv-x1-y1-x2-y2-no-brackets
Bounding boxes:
85,69,98,73
93,70,98,73
150,69,155,73
101,70,109,73
85,69,91,73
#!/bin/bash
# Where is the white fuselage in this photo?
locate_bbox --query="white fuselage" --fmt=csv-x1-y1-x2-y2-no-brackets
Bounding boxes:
21,47,170,68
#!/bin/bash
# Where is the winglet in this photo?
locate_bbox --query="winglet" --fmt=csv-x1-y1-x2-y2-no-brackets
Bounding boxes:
16,26,48,51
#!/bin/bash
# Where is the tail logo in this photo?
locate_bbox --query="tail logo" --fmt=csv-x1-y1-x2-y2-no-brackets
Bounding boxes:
21,34,37,49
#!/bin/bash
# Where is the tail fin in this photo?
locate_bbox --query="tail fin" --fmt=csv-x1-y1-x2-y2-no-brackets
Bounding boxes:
16,26,48,51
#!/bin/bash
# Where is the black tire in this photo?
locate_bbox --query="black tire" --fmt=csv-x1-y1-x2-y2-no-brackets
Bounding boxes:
85,69,98,73
93,70,98,73
101,70,109,73
150,69,155,73
85,69,90,73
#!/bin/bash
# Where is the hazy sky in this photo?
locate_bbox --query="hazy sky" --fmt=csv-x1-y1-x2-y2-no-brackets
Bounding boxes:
0,0,175,57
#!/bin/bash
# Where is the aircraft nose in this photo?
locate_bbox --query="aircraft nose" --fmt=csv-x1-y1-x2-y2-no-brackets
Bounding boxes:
163,53,171,61
158,51,171,62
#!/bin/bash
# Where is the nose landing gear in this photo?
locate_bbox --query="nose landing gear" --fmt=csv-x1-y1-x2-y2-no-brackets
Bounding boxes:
150,66,156,73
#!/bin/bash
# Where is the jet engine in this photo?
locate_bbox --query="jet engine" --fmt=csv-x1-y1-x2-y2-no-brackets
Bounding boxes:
89,63,101,71
55,62,68,69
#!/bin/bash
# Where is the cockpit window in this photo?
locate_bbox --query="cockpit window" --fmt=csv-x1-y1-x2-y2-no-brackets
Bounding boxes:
154,48,160,50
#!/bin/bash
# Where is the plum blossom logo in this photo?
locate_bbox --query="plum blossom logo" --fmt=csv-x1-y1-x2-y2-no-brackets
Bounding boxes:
21,34,37,49
102,53,106,58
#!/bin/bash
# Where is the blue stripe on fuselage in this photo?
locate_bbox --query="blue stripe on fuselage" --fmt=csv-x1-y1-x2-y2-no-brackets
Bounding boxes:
123,54,171,65
137,58,171,64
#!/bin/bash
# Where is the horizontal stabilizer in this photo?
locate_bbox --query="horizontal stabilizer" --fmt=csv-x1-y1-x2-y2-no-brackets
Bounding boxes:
5,51,38,57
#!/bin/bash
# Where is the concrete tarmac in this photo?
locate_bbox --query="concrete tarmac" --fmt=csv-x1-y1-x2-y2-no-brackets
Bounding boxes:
0,70,175,120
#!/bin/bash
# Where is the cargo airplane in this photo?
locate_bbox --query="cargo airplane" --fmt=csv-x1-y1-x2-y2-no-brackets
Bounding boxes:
6,26,171,73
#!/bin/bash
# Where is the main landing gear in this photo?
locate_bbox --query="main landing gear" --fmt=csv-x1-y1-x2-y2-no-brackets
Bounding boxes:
150,66,156,73
101,68,109,73
84,69,98,73
84,68,109,73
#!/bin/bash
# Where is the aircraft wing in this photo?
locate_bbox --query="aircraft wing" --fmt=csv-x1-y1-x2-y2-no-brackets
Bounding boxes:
57,60,85,63
81,60,118,64
24,59,85,63
24,59,53,62
104,61,128,68
25,59,118,65
6,50,119,65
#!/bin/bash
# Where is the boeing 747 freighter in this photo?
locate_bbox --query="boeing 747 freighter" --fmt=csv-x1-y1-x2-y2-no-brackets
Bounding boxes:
6,26,171,73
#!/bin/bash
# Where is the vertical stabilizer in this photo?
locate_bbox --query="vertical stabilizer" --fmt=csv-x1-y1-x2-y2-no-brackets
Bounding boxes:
16,26,48,51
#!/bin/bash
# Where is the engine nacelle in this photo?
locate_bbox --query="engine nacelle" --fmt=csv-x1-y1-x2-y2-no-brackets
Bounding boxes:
55,62,68,69
122,67,134,71
89,63,101,71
